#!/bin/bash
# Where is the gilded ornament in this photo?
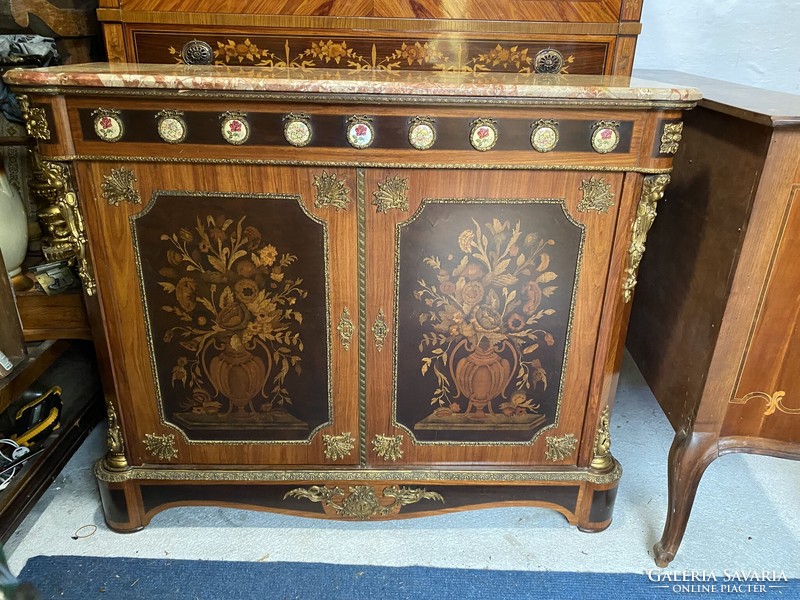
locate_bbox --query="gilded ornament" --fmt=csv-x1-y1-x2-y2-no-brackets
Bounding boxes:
92,108,124,143
373,434,404,462
337,307,354,351
469,118,498,152
29,161,77,263
622,174,671,302
590,120,620,154
533,49,565,74
220,111,250,145
530,119,559,153
283,113,313,147
544,433,577,462
284,485,443,519
372,176,410,213
660,122,684,154
590,406,613,472
104,400,128,470
17,94,50,140
578,177,615,213
346,115,374,149
101,168,141,206
35,161,96,294
323,432,355,461
372,309,389,352
730,390,800,416
313,171,351,210
143,433,178,461
156,110,188,144
408,116,436,151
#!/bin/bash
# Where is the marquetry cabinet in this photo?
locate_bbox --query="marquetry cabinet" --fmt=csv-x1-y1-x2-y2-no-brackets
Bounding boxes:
627,71,800,566
97,0,644,76
6,64,697,530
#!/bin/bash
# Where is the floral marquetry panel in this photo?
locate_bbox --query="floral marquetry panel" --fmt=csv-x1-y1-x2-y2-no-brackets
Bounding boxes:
394,201,583,443
132,192,330,442
144,35,605,75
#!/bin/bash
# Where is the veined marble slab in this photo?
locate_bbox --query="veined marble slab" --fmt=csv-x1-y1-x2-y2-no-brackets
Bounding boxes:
4,63,701,102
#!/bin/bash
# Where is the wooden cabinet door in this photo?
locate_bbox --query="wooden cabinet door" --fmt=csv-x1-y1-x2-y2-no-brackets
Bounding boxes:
366,169,623,466
78,163,359,466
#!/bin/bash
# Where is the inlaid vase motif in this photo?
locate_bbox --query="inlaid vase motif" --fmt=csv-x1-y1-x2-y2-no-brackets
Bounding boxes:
413,218,559,428
157,214,307,420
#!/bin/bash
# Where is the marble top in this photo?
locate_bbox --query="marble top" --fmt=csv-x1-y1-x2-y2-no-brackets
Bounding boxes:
4,63,701,102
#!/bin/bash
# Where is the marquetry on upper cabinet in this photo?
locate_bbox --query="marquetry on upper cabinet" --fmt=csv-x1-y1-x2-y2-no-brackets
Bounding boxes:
96,0,644,76
627,70,800,566
5,64,698,531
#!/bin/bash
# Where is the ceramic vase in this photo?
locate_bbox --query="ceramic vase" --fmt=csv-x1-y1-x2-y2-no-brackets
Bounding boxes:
0,164,28,277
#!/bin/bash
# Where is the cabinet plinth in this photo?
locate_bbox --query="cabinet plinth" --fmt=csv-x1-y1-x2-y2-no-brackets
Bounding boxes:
5,64,698,531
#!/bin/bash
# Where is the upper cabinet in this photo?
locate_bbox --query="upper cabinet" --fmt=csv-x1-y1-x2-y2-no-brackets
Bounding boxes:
97,0,644,75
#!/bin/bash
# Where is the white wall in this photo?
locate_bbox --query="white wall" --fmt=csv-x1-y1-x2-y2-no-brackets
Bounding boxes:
634,0,800,94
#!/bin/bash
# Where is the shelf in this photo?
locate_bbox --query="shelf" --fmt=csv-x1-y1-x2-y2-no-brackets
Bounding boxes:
0,137,34,147
0,340,69,415
0,341,103,543
13,287,91,342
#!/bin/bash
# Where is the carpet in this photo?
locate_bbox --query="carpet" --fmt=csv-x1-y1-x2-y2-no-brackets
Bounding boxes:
18,556,798,600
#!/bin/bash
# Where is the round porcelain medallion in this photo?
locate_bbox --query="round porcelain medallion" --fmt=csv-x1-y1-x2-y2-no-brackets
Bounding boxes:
157,113,187,144
530,121,559,153
346,118,374,149
408,119,436,151
220,114,250,145
591,123,620,154
284,115,312,147
469,120,498,152
93,112,124,143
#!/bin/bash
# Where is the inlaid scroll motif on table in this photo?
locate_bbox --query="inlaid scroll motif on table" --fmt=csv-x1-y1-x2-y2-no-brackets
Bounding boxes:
413,218,559,431
730,390,800,416
159,215,308,426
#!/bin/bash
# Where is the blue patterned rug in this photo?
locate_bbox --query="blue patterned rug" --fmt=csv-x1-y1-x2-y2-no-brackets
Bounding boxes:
18,556,798,599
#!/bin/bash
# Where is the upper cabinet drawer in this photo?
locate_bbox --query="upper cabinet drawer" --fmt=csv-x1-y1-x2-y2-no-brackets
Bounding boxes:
128,29,614,76
109,0,628,23
99,1,641,74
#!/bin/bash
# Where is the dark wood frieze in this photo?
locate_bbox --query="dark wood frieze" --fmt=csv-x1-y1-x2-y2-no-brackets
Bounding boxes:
77,108,634,154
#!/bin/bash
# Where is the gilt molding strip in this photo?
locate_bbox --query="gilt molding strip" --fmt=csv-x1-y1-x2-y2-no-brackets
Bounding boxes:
95,460,623,485
40,155,674,175
357,169,368,466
